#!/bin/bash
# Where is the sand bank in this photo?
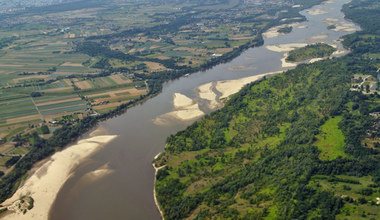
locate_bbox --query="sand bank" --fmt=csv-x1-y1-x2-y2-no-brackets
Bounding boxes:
2,134,118,220
228,65,256,71
334,23,357,32
328,43,348,56
266,43,307,53
296,25,308,29
154,93,205,124
307,8,330,15
324,18,357,32
153,153,165,219
323,18,339,25
244,57,256,61
197,82,222,110
309,58,325,63
65,164,114,196
263,23,299,39
281,54,297,68
216,71,283,99
307,34,328,41
169,104,205,121
173,93,194,108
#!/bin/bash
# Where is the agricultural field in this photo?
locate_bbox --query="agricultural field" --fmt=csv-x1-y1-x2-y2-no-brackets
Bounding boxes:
0,0,307,176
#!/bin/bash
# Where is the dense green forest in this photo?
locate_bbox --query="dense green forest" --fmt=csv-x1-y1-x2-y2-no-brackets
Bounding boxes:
154,0,380,219
286,43,336,62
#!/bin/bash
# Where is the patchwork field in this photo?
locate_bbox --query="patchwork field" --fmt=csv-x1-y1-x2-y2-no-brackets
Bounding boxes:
0,0,305,179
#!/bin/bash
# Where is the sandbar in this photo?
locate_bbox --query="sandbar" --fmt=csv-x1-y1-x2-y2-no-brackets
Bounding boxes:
296,25,308,29
2,134,118,220
307,8,330,15
169,104,205,121
281,54,297,68
306,34,328,41
197,82,222,110
263,23,299,39
308,58,325,63
173,93,194,108
266,43,307,53
154,93,205,124
216,71,283,99
323,19,357,32
228,65,256,71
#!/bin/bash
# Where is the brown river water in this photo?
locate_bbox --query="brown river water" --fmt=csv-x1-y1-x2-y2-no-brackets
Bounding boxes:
46,0,359,219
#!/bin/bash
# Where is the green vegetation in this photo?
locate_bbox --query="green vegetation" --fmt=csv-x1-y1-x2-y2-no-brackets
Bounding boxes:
154,0,380,219
0,0,316,142
315,116,347,160
0,0,341,210
328,24,337,30
277,26,293,34
286,43,336,62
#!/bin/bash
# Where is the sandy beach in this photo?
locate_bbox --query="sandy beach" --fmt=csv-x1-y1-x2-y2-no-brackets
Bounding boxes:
323,18,357,32
215,71,283,99
308,58,325,63
281,54,298,68
307,34,329,41
296,25,308,29
266,43,307,53
172,93,194,108
197,82,221,110
307,8,330,15
154,93,205,124
152,153,165,220
263,23,299,39
2,133,118,220
228,65,256,71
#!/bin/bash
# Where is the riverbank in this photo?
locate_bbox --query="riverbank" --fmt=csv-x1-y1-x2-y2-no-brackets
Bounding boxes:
152,152,165,220
1,132,117,220
215,71,284,99
0,0,322,211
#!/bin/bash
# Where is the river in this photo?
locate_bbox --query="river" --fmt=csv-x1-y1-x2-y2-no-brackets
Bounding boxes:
48,0,359,219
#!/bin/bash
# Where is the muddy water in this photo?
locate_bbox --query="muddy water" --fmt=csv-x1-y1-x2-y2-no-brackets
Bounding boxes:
49,0,359,219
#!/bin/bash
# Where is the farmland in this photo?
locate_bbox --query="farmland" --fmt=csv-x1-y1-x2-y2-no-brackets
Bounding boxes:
0,0,319,188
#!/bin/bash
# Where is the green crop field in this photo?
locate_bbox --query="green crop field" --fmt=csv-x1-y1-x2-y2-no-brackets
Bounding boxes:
37,100,86,111
40,104,87,115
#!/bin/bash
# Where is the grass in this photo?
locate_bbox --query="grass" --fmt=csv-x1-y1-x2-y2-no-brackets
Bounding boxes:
309,175,380,219
5,126,27,139
40,104,87,115
8,147,30,155
315,116,347,160
37,100,85,111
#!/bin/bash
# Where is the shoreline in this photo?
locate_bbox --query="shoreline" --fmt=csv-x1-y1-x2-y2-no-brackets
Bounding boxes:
215,71,284,100
152,152,165,220
0,0,322,211
0,1,355,219
1,132,118,220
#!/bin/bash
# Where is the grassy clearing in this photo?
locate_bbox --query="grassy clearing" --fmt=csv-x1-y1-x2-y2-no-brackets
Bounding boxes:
309,175,380,219
315,116,347,160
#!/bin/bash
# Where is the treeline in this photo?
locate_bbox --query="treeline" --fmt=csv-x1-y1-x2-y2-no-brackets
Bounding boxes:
286,43,336,62
0,36,17,50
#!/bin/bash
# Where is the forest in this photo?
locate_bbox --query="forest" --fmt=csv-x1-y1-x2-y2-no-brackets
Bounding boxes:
154,0,380,219
286,43,336,62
